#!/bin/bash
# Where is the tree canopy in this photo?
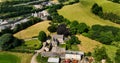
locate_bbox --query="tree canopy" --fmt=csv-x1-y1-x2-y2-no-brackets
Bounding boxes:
38,31,47,42
0,33,21,50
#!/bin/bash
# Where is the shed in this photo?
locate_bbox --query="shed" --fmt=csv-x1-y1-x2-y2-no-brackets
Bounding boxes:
48,57,60,63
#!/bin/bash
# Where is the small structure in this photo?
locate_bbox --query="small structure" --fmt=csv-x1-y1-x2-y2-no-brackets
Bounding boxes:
44,47,49,52
101,59,106,63
48,57,60,63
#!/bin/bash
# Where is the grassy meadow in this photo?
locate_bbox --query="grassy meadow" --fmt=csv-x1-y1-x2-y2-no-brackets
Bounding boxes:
14,21,50,39
58,0,120,27
0,51,33,63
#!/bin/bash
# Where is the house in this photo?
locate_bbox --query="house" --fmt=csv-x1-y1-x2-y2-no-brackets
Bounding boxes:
48,57,60,63
32,10,49,20
65,51,84,61
34,5,43,9
1,20,8,25
52,35,65,46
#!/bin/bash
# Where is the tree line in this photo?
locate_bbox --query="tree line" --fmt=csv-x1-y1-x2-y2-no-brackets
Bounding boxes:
91,3,120,24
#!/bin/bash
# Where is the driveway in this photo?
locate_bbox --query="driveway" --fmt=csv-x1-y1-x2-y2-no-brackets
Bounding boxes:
30,42,46,63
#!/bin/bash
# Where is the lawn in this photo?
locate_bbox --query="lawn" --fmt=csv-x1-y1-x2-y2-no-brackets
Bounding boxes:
24,39,42,50
14,21,50,39
77,35,118,61
13,39,42,52
58,1,120,27
0,51,33,63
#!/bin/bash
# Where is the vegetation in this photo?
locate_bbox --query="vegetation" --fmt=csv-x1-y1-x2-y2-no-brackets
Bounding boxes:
13,17,42,33
36,54,48,63
57,24,70,36
58,1,120,27
10,39,42,53
0,51,33,63
47,24,57,33
0,52,20,63
109,0,120,3
66,36,80,50
24,39,42,50
14,21,50,39
93,46,113,63
38,31,47,42
115,48,120,63
91,3,120,24
0,33,22,51
84,25,120,45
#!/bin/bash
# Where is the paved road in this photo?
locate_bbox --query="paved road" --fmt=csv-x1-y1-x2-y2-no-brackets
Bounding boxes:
30,42,46,63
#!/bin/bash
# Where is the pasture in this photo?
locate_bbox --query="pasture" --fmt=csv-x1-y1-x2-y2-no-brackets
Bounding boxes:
14,21,50,39
77,35,118,61
58,0,120,27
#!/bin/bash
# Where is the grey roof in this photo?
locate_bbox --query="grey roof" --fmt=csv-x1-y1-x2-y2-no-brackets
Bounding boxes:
51,46,66,53
66,51,84,55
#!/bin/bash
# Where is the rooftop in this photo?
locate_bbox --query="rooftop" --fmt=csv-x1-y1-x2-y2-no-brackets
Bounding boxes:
48,57,59,63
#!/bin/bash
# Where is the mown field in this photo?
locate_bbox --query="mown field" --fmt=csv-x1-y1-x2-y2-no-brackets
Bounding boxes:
14,21,50,39
80,0,120,16
0,51,33,63
77,35,118,61
58,0,120,27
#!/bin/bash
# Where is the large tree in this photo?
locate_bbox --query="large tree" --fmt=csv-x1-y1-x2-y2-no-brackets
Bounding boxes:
77,23,89,34
38,31,47,42
57,24,70,36
48,24,57,33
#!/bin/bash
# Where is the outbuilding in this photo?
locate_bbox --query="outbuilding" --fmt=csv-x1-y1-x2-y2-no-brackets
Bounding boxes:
48,57,60,63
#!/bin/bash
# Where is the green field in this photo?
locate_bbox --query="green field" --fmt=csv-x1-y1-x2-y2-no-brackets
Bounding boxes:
0,52,33,63
0,52,20,63
58,0,120,27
